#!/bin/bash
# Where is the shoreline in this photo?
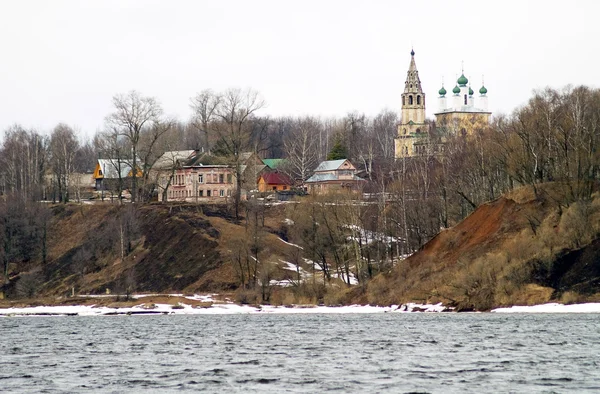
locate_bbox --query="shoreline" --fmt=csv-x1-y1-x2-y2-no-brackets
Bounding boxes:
1,294,600,316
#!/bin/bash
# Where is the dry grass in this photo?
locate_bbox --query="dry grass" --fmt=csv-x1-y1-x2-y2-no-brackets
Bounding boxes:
362,185,600,310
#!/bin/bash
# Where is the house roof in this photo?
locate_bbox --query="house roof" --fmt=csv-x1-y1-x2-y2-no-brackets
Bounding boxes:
185,153,229,166
262,158,285,169
153,150,196,170
305,173,364,183
260,172,292,185
240,164,267,175
314,159,349,172
305,173,337,183
97,159,134,179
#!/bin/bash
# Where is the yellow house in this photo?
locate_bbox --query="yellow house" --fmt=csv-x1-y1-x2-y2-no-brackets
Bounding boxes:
257,172,293,192
93,159,142,190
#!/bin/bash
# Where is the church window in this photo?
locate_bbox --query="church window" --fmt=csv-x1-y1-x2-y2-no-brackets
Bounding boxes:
402,96,405,106
409,96,413,105
464,94,467,105
416,128,421,134
417,95,421,105
403,128,407,135
410,84,413,89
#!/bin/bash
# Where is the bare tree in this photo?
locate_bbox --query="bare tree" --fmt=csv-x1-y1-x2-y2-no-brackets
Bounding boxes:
94,129,128,201
0,126,47,201
190,89,221,151
284,116,319,182
213,88,266,218
49,123,79,203
105,90,167,202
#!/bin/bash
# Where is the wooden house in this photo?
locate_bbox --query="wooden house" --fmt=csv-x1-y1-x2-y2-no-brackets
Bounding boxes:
257,172,293,192
304,159,364,194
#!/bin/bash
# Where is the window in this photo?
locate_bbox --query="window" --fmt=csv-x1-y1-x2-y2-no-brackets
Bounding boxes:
409,95,413,105
283,186,287,190
198,174,204,183
464,94,467,105
417,95,421,105
227,189,231,197
402,96,405,106
213,174,218,183
219,190,224,197
227,174,232,183
273,186,277,191
219,174,224,183
403,128,407,135
207,190,211,197
199,190,203,196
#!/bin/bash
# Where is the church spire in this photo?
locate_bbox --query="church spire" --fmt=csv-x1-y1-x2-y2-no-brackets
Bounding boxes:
400,49,426,124
404,49,423,94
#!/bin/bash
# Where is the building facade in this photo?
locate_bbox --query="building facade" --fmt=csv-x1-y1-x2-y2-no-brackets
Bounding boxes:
159,165,235,202
434,74,491,136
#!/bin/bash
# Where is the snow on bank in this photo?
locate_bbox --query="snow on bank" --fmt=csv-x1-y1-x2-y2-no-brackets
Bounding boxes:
0,300,450,317
277,237,303,249
492,303,600,313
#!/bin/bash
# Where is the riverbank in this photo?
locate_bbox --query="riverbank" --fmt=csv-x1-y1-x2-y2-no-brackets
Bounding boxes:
1,294,600,316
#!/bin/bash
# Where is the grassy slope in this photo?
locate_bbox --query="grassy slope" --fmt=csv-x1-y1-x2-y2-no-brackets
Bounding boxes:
34,202,298,299
363,184,600,310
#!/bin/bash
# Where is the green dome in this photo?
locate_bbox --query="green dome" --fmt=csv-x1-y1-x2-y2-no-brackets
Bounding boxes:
439,86,447,96
469,87,474,95
479,85,488,95
457,74,468,86
452,85,460,94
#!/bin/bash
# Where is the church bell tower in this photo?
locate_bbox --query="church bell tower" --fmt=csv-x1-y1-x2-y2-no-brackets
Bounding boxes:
395,49,427,158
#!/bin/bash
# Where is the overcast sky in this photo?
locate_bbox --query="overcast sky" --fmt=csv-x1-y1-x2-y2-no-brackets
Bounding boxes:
0,0,598,139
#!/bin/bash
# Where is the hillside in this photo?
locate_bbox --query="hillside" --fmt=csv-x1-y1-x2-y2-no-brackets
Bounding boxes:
1,202,306,304
362,184,600,310
3,184,600,311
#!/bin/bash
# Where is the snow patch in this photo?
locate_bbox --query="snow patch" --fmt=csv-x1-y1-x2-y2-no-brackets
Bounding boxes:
492,303,600,313
345,225,400,245
0,300,453,316
278,237,303,249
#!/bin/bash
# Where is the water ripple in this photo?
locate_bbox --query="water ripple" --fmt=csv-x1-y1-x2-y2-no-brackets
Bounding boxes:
0,313,599,392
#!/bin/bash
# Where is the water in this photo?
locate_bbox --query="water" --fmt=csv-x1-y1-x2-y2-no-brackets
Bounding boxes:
1,313,599,393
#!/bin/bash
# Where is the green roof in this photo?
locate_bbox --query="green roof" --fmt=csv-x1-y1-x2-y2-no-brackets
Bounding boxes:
479,85,488,95
262,158,285,169
457,74,468,87
439,86,447,96
452,85,460,94
469,87,474,95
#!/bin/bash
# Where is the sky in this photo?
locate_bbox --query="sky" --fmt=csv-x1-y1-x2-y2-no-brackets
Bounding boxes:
0,0,598,140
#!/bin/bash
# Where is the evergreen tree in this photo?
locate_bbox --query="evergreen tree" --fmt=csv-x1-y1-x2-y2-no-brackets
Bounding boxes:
327,138,347,160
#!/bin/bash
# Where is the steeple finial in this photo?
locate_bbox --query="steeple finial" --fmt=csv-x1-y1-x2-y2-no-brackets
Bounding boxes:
411,47,415,56
461,60,464,74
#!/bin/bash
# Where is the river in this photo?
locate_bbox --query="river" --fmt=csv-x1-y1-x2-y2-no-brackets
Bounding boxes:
1,313,599,393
